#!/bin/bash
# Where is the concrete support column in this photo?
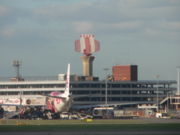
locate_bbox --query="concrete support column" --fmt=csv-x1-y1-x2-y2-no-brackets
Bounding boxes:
80,56,95,76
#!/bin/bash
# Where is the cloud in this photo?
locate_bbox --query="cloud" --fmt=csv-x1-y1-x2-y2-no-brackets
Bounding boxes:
145,28,160,36
1,0,179,40
0,4,32,30
73,21,94,33
78,21,144,35
1,28,15,37
161,22,180,30
32,0,180,26
144,27,180,41
33,2,90,18
0,5,9,16
109,21,143,29
143,21,180,40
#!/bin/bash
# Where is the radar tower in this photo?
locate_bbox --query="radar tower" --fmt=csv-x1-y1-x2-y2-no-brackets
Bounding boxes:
75,34,100,76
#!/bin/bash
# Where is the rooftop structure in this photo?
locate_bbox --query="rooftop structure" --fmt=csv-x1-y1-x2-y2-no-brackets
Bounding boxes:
112,65,138,81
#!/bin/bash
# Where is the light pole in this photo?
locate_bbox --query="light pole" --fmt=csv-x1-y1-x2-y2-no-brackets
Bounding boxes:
166,92,169,113
13,60,23,119
156,75,159,112
103,68,109,105
177,66,180,95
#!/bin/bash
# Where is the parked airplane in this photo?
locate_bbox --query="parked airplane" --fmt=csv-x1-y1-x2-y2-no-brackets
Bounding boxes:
45,63,72,113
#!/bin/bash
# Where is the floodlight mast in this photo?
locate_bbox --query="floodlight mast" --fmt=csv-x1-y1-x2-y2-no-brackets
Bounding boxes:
156,75,159,112
12,60,21,81
13,60,23,119
104,68,109,105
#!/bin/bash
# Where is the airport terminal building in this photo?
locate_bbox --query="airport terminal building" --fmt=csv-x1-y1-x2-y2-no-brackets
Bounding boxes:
71,80,176,108
0,77,176,109
0,64,177,111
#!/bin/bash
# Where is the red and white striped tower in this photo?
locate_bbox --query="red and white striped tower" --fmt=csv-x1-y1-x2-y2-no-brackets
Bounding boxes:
75,34,100,76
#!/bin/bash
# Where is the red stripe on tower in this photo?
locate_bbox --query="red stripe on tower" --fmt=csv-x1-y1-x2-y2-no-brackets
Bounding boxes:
75,40,81,52
74,34,100,56
84,35,91,56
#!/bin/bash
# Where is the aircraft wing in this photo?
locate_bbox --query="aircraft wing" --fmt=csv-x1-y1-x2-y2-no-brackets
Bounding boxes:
72,102,143,109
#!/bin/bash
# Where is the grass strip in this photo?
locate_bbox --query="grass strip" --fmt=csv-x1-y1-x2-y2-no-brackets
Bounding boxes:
0,123,180,132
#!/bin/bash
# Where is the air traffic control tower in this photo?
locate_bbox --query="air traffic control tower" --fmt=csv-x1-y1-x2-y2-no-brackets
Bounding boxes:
75,34,100,76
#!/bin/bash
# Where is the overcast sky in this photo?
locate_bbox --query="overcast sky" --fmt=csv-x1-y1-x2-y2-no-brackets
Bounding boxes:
0,0,180,80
